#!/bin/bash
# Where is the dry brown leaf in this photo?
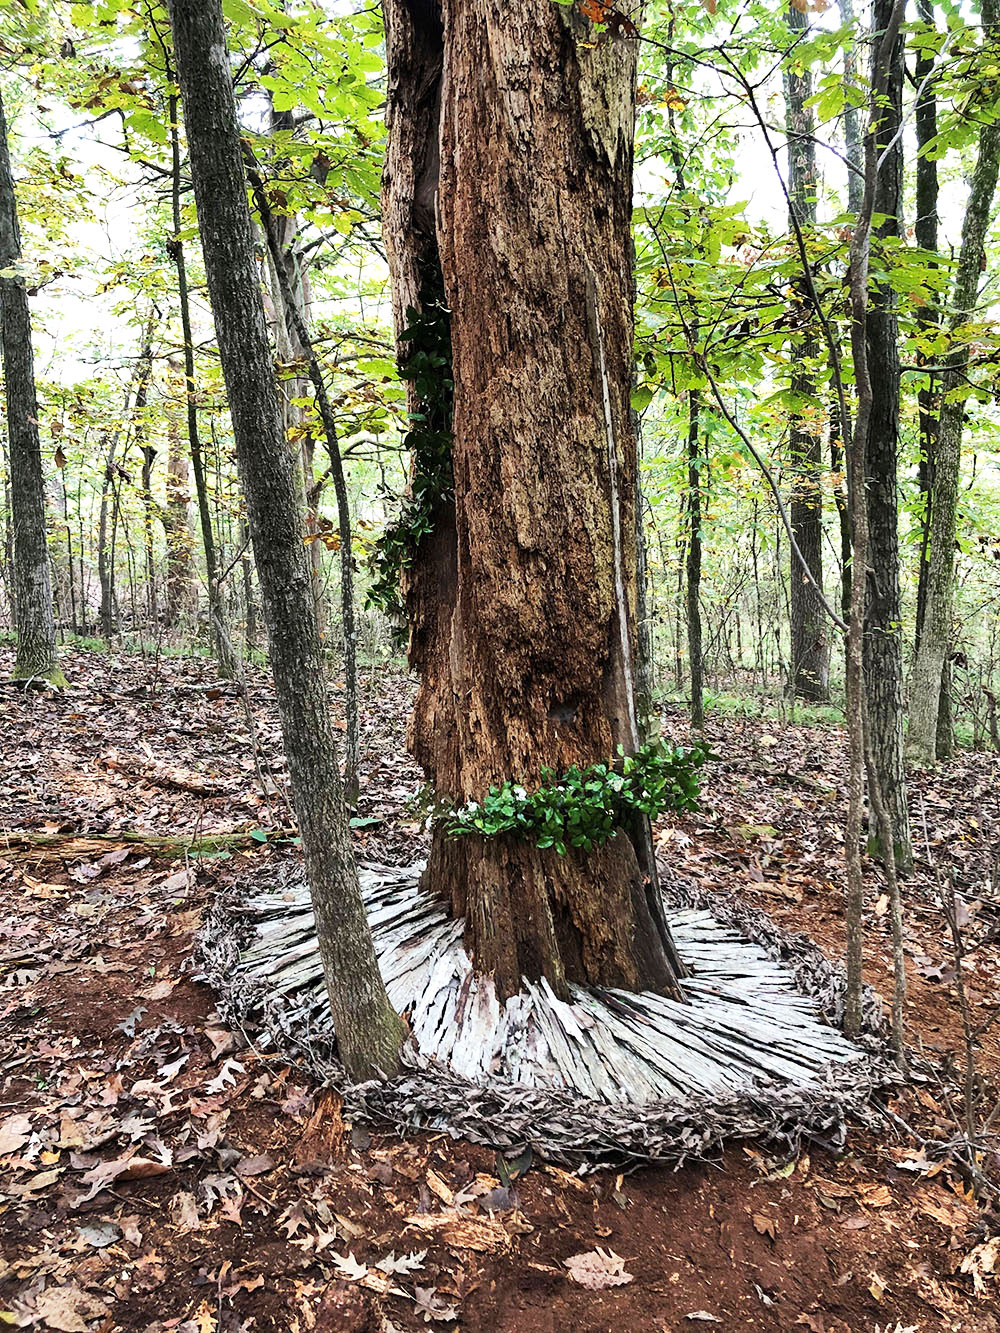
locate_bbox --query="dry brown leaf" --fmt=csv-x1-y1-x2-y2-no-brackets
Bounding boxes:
32,1283,108,1332
564,1248,634,1290
0,1113,32,1155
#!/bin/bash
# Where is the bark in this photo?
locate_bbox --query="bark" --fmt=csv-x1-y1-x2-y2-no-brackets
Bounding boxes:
686,389,704,730
168,0,404,1081
783,2,829,702
908,17,1000,765
863,0,912,870
0,89,63,685
845,0,907,1034
383,0,685,1002
167,89,237,678
913,0,940,653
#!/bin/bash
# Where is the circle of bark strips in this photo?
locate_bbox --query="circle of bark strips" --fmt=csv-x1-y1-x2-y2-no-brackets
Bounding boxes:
196,863,895,1169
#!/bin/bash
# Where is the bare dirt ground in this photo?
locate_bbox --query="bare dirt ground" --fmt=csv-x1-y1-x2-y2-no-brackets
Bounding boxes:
1,643,998,1333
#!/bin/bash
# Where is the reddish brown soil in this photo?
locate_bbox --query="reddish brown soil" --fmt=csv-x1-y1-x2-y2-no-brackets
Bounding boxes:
1,645,998,1332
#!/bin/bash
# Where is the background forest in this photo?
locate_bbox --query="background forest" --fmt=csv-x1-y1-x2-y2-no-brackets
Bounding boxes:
2,0,999,764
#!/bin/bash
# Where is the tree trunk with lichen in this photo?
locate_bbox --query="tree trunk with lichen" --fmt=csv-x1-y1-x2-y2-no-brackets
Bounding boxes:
0,89,64,687
383,0,684,1003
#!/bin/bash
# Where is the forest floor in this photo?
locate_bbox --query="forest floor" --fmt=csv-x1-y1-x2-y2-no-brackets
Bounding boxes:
1,642,999,1333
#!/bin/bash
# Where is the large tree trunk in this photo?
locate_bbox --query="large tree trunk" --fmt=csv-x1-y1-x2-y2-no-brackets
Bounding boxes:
908,9,1000,765
383,0,684,1003
783,2,829,702
863,0,912,870
168,0,404,1081
0,89,64,686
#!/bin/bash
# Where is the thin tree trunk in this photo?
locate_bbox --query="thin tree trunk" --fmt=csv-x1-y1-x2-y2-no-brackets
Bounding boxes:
634,424,655,742
783,1,829,702
686,388,704,729
844,0,908,1035
839,0,865,217
131,318,158,624
162,367,196,627
863,0,912,870
168,0,404,1081
246,159,361,807
167,89,237,678
0,89,63,686
908,12,1000,764
384,0,685,1002
913,0,939,653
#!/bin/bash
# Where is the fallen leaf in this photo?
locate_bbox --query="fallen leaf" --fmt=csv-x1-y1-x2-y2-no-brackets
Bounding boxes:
0,1114,32,1155
564,1248,633,1290
32,1284,107,1332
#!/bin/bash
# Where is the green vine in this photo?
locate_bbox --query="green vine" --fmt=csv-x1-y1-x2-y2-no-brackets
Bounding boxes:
442,742,712,855
367,270,453,618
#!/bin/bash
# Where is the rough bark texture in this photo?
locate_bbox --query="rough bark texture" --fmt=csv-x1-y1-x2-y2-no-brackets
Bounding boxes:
863,0,912,870
168,0,404,1081
783,3,829,702
0,89,63,686
383,0,684,1003
908,15,1000,765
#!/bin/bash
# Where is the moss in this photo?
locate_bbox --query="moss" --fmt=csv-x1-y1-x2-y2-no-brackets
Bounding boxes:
11,659,68,688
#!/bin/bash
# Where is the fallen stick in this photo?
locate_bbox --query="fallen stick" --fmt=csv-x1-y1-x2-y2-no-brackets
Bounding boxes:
0,829,295,859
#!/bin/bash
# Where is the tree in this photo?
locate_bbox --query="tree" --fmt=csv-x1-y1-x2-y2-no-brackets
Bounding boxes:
782,1,829,702
381,0,685,1001
167,0,404,1081
0,88,64,687
685,387,705,729
863,0,912,869
907,0,1000,766
165,79,238,678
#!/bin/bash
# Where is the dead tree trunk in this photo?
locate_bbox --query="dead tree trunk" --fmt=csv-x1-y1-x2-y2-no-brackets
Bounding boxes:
168,0,404,1081
0,89,63,686
783,1,829,702
383,0,685,1002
